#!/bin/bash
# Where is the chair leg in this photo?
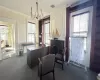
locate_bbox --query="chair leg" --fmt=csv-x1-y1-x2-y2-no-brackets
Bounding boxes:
62,64,63,70
62,61,64,70
53,70,55,80
40,75,42,80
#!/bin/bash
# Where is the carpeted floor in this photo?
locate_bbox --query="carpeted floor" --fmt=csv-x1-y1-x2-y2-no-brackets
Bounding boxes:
0,55,97,80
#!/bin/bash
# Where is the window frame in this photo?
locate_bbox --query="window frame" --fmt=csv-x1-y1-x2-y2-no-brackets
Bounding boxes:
27,22,36,43
44,21,50,45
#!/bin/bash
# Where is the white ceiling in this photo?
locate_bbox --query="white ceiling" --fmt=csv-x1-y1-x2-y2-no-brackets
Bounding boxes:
0,0,80,16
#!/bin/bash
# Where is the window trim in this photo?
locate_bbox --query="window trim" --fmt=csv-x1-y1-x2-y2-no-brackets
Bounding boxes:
28,22,35,24
70,6,93,67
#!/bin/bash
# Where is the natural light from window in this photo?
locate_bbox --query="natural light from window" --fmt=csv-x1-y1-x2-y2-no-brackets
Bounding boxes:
44,23,50,45
27,23,36,43
73,13,89,37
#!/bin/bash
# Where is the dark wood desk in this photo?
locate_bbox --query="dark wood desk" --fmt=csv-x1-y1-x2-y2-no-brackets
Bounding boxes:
27,45,49,68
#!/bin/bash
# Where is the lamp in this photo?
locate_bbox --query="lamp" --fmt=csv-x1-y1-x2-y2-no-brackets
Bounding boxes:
52,28,60,39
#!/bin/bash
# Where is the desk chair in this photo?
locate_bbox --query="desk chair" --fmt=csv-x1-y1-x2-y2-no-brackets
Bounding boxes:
38,54,55,80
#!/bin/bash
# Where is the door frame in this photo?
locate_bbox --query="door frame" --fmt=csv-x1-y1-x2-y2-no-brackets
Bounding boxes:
69,6,93,68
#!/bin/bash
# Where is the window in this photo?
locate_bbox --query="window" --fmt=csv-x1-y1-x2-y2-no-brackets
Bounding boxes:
73,13,89,37
27,22,36,43
44,22,50,45
0,26,8,40
0,26,8,47
72,12,89,51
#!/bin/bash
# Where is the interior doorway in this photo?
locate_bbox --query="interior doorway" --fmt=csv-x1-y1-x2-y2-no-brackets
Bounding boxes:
69,7,93,68
0,21,15,60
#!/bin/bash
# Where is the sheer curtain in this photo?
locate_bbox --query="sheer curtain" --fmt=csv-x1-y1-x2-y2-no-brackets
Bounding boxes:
70,37,84,65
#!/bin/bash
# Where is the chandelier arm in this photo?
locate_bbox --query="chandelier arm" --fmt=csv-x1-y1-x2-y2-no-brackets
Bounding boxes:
36,0,39,18
33,12,36,19
40,9,43,17
31,7,33,18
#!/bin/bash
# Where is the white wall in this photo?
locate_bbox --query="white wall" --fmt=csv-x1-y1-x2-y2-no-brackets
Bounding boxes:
50,7,66,40
0,6,28,55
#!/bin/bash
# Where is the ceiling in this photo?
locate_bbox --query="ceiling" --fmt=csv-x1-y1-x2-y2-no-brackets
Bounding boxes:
0,0,80,16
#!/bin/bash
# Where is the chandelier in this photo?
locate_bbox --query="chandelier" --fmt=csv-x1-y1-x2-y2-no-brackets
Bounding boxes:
31,0,43,20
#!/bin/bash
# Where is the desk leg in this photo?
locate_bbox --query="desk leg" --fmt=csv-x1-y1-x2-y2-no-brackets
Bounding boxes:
23,46,24,53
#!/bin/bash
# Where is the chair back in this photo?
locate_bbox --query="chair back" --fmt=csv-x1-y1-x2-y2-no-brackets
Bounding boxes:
52,45,58,54
39,54,55,75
